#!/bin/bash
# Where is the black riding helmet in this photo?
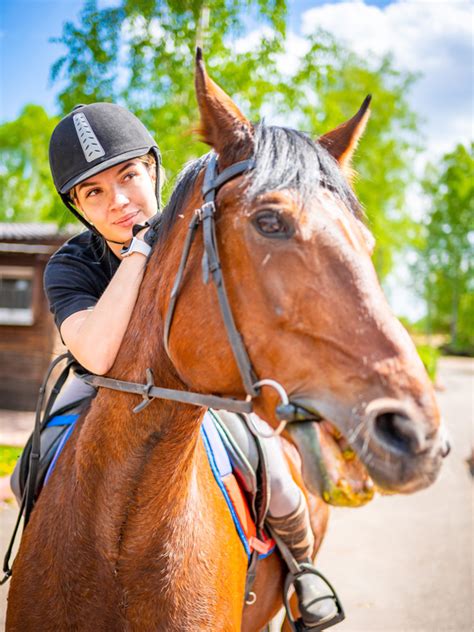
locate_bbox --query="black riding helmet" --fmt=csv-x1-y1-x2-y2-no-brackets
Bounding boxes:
49,102,162,237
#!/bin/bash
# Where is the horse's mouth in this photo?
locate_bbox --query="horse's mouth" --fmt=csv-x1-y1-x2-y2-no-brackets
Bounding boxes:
285,418,375,507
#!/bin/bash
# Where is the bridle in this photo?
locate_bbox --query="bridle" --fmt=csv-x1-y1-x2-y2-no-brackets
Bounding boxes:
164,153,258,396
81,152,321,432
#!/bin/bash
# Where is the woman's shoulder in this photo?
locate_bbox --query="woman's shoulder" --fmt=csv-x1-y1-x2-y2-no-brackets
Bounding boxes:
47,230,101,265
44,230,119,290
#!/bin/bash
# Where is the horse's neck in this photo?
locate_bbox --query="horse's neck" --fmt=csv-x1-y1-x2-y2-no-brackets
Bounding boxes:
79,380,203,496
73,234,214,543
75,257,205,534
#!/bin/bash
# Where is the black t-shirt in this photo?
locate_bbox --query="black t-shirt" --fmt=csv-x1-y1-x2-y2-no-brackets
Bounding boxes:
44,230,121,330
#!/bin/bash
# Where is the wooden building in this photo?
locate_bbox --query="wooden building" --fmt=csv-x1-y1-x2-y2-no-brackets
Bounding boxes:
0,223,76,410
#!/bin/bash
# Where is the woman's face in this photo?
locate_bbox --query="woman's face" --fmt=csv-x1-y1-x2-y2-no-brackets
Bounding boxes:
73,159,158,243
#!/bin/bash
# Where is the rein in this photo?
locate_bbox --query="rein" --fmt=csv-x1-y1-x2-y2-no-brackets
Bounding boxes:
79,153,321,429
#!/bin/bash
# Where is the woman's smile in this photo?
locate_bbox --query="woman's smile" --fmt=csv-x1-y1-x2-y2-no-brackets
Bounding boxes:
113,211,140,227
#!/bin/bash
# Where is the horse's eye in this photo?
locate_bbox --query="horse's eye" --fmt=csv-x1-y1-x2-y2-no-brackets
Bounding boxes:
252,210,294,239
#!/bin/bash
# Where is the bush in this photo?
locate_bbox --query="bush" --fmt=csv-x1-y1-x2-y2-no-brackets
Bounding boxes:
0,445,21,478
416,344,440,382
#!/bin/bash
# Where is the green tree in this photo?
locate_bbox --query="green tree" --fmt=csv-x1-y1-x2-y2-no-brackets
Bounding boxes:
50,4,420,277
420,143,474,353
0,105,64,223
280,32,420,278
3,0,421,282
50,0,288,188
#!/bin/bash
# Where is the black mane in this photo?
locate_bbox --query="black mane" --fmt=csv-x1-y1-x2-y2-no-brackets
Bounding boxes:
157,123,362,244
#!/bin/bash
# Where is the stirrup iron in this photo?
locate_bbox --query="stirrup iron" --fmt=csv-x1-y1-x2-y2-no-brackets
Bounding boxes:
283,563,345,632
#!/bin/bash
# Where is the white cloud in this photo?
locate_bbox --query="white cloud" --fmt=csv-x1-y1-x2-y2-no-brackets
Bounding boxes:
233,26,276,54
301,0,473,158
233,2,472,158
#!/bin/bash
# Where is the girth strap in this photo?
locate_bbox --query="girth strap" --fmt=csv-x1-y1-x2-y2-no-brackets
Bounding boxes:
25,352,76,524
1,352,76,585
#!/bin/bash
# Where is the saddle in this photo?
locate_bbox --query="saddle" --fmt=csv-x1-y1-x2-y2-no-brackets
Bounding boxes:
13,399,90,503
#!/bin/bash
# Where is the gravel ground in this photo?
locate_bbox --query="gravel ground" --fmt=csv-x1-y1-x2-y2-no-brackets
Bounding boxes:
0,357,472,631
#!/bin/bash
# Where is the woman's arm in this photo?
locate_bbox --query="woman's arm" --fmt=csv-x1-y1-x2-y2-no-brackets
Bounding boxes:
60,252,147,375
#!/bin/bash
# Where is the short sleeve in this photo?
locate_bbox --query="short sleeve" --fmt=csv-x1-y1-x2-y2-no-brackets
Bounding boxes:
44,254,100,330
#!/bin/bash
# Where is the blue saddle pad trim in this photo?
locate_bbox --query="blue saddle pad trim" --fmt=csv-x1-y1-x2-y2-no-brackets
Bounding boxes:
201,412,233,477
44,414,79,484
42,410,273,561
46,414,79,427
201,412,251,559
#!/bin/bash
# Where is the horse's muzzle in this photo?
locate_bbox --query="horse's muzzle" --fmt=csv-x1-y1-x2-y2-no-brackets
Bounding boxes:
356,397,447,493
365,398,448,458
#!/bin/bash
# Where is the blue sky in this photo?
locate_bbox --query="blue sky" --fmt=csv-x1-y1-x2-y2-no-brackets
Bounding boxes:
14,0,469,184
1,0,471,159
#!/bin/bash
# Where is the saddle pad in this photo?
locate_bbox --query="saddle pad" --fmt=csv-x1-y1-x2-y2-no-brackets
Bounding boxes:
43,412,275,560
201,413,274,560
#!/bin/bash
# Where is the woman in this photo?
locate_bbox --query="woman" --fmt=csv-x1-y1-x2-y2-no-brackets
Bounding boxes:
21,102,339,629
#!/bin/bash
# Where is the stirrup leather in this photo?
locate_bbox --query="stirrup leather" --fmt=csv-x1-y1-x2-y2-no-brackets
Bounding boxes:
283,564,345,632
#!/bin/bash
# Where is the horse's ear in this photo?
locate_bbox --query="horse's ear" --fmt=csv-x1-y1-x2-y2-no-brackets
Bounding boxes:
195,47,253,165
319,96,371,177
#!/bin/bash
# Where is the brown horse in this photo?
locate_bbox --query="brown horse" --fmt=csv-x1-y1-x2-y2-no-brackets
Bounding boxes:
6,53,447,631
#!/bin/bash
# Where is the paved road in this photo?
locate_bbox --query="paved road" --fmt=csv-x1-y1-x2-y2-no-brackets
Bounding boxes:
0,357,472,631
314,357,473,632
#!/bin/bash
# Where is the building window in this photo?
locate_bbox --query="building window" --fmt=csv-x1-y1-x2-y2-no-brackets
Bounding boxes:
0,267,34,325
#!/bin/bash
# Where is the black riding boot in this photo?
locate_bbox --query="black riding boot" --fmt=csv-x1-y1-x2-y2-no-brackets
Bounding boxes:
266,497,343,630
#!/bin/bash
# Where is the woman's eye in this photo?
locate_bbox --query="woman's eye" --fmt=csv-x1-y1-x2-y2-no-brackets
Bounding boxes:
86,188,100,198
252,210,294,239
124,171,137,181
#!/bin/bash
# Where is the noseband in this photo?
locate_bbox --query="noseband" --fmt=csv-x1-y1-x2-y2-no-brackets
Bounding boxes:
82,153,320,431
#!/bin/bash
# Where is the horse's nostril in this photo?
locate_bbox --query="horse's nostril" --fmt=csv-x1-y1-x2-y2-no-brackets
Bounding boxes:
373,412,427,455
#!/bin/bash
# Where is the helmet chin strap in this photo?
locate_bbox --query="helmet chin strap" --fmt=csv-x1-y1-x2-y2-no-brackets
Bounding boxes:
107,239,128,245
61,194,102,238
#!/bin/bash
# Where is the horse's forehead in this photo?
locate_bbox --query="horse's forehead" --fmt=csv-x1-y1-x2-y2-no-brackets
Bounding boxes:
299,189,374,254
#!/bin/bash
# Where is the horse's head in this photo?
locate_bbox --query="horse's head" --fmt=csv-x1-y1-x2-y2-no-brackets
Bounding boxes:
158,51,448,503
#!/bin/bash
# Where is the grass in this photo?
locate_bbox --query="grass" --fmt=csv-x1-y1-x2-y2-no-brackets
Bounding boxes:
0,445,22,478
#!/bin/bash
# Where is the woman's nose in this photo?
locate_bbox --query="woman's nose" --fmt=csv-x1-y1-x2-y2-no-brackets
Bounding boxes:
109,188,130,211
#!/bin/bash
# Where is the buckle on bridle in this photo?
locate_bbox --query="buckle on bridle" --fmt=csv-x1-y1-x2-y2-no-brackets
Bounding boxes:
133,368,156,414
195,201,216,222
